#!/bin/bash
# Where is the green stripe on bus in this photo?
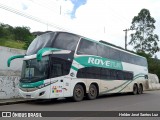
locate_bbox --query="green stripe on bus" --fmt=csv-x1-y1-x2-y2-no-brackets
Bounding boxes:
133,73,146,78
100,80,130,94
71,66,78,71
19,80,44,88
100,73,146,94
74,56,123,70
37,47,61,61
133,76,145,81
118,75,145,93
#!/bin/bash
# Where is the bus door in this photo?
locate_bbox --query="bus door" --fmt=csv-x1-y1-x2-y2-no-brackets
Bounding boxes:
50,77,71,98
49,57,72,98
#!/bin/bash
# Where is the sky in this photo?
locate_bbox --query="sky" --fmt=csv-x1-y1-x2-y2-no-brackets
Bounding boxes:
0,0,160,58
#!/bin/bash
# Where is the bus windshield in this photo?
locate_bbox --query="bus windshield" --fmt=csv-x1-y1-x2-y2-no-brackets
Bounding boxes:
20,56,49,83
26,32,80,55
26,32,55,55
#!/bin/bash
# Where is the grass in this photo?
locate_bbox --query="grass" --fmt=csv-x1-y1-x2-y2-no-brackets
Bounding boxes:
0,38,25,49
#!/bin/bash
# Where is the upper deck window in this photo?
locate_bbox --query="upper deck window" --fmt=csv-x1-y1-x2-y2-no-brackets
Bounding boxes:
53,33,79,51
26,32,55,55
77,38,98,55
76,38,147,67
26,32,80,55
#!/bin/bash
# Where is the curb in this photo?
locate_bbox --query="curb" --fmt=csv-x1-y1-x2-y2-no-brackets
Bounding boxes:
0,99,36,106
146,89,160,91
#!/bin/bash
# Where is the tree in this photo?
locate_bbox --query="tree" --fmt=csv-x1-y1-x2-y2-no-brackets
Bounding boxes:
0,23,14,39
14,26,31,41
23,35,35,50
136,51,160,82
129,8,159,56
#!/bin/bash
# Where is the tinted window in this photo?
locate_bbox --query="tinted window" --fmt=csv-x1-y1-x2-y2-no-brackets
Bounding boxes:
26,32,55,55
123,71,133,80
109,48,121,61
120,50,147,66
77,39,98,55
77,67,133,80
97,42,147,66
100,68,111,79
53,33,79,51
120,51,129,63
50,57,71,78
116,70,124,80
120,50,148,66
97,44,110,58
77,67,100,79
97,44,120,61
139,57,147,66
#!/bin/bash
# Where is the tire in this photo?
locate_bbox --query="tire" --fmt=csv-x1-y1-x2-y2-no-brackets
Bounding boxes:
132,84,138,95
138,84,143,94
87,84,98,100
72,84,84,102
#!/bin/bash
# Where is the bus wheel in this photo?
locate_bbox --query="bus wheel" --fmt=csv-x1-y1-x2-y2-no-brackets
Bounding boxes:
138,84,143,94
73,84,84,102
132,84,138,95
87,84,98,100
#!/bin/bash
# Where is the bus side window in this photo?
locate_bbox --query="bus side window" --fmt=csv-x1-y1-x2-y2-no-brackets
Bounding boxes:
77,38,98,56
50,63,63,78
116,70,124,80
50,57,71,78
53,33,79,51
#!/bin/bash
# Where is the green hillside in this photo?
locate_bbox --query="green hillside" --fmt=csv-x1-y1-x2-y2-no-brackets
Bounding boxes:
0,38,25,49
0,23,35,50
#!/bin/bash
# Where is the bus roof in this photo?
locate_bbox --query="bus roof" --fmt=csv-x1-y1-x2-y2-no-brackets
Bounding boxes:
39,31,146,59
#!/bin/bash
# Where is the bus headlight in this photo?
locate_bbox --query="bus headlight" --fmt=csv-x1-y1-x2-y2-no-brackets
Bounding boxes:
37,84,45,89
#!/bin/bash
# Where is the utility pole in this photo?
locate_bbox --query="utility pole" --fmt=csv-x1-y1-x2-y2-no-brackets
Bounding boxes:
60,5,61,15
123,29,130,50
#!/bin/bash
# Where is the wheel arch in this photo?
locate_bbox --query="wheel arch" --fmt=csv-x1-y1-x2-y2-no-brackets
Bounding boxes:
133,83,138,88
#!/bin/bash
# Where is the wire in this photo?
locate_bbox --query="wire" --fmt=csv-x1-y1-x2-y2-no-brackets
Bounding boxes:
0,3,71,32
106,5,131,28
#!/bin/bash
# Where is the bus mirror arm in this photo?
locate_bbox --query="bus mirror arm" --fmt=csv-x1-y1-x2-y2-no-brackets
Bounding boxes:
7,55,25,67
36,47,61,61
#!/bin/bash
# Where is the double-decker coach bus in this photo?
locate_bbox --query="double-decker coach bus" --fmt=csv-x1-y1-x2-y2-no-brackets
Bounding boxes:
8,31,148,102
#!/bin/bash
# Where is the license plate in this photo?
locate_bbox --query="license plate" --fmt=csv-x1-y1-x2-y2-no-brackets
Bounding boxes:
26,95,31,98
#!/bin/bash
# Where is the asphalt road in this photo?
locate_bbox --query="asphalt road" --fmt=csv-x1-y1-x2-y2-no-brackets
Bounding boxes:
0,90,160,120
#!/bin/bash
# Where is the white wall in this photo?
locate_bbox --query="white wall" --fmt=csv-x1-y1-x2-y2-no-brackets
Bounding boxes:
0,46,26,99
148,73,160,90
